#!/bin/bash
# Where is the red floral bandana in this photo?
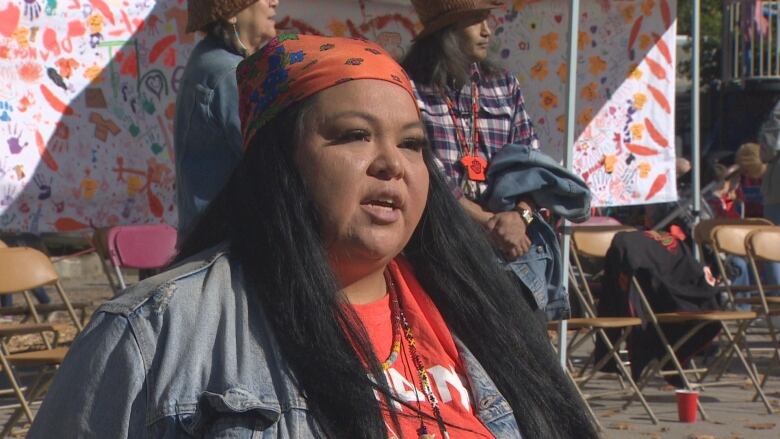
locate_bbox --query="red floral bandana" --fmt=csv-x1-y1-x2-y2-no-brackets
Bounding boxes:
237,33,416,150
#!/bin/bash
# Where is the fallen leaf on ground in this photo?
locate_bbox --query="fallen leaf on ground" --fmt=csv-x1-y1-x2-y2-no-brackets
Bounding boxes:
599,409,619,418
745,422,776,430
608,422,633,430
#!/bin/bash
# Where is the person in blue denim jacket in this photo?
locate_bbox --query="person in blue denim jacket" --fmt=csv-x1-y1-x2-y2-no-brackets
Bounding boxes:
30,35,596,439
174,0,279,240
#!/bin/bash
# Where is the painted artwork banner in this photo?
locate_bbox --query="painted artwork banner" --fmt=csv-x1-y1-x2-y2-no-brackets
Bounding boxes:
495,0,678,206
0,0,677,233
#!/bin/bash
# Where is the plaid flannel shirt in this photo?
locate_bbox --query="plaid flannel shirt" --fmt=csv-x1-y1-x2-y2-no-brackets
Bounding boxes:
413,64,539,200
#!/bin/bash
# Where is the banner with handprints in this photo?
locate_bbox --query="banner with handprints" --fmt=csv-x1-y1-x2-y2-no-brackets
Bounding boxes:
0,0,675,233
0,0,418,233
495,0,678,206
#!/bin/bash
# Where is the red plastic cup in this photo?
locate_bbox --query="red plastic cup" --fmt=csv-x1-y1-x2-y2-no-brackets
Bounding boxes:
675,389,699,423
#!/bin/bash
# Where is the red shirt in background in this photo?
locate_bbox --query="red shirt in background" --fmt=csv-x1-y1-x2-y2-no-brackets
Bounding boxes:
351,258,495,439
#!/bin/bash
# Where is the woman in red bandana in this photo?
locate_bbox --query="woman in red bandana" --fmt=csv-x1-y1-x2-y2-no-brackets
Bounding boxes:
30,35,596,439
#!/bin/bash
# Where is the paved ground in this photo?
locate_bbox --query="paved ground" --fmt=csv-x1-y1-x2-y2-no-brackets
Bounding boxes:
2,253,780,438
566,332,780,439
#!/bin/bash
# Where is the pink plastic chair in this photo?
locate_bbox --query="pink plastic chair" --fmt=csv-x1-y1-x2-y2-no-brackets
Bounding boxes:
575,216,622,227
105,224,178,291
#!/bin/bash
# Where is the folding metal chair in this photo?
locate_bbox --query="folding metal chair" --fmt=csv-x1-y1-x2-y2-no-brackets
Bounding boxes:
0,236,90,324
693,218,776,308
553,225,659,425
745,227,780,393
573,228,773,419
0,247,73,437
94,224,178,293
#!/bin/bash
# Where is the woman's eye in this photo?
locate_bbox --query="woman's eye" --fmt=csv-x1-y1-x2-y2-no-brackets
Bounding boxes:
400,138,427,151
337,130,371,143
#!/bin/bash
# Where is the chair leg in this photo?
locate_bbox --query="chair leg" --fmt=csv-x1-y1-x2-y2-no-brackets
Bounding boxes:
114,265,127,292
0,356,35,435
642,321,711,421
55,282,83,332
564,367,603,432
595,328,658,424
720,321,774,413
754,314,780,397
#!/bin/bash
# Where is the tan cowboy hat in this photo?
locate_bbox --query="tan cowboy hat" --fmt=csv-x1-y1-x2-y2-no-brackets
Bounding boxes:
186,0,259,33
411,0,504,40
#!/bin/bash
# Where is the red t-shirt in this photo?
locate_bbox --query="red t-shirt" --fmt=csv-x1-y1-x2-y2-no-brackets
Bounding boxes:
351,258,495,439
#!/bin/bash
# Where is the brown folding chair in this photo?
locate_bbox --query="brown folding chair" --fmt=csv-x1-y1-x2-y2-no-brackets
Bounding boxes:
709,223,780,308
0,247,83,332
572,228,773,419
745,227,780,394
553,225,659,425
0,235,91,325
693,218,774,308
0,247,73,437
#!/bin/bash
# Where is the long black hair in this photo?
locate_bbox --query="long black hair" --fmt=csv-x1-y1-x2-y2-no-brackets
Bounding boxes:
401,26,498,92
179,100,597,438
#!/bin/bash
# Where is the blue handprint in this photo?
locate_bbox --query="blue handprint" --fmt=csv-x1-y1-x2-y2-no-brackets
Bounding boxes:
45,0,57,16
0,101,11,122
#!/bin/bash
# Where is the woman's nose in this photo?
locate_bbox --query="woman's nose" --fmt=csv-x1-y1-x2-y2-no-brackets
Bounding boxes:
367,144,404,180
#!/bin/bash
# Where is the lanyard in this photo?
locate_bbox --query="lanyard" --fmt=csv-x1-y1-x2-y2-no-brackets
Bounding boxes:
443,81,480,157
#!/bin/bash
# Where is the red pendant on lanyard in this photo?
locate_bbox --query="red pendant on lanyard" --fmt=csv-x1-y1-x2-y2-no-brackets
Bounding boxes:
445,81,486,182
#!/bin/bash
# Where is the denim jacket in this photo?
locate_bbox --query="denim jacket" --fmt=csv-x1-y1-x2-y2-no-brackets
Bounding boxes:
483,144,592,321
28,245,522,438
174,36,244,239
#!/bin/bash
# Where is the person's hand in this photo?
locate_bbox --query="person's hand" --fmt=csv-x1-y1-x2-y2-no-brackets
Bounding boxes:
485,211,531,261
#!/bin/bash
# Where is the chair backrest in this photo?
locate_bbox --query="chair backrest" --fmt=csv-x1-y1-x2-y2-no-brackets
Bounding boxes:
746,227,780,262
106,224,177,269
693,217,772,247
575,216,623,227
0,247,59,294
571,226,636,259
711,224,774,257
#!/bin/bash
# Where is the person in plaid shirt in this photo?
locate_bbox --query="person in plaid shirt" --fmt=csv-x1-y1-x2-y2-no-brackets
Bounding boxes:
403,0,539,262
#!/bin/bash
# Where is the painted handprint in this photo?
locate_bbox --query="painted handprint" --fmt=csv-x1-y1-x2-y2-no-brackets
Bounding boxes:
24,0,42,21
0,185,16,207
33,175,52,200
0,101,12,122
6,125,28,155
45,0,57,16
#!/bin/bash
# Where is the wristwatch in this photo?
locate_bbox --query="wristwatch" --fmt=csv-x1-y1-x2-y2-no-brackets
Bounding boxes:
516,207,534,225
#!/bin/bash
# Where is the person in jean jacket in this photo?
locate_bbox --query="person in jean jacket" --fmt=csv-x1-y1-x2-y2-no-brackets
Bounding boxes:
174,0,279,240
29,35,596,439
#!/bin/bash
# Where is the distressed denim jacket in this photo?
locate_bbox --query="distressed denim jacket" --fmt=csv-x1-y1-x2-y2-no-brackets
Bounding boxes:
28,245,522,438
174,36,244,240
483,144,592,321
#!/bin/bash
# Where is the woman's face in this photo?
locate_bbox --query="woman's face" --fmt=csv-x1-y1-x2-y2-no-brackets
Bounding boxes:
233,0,279,53
294,80,429,283
455,13,492,63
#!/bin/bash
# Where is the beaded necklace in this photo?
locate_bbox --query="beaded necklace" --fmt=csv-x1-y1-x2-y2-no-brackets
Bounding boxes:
386,273,450,439
383,275,403,370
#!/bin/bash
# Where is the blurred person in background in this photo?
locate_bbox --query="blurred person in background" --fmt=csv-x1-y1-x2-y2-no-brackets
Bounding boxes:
175,0,279,240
